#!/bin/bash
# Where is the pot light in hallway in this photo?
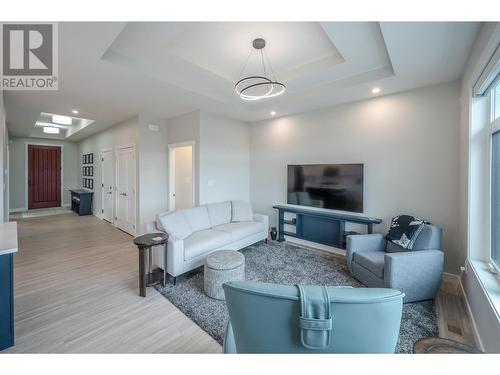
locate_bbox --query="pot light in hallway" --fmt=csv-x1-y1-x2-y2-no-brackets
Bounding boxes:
235,38,286,101
72,109,79,115
43,127,60,134
372,87,381,94
52,115,72,125
270,111,276,116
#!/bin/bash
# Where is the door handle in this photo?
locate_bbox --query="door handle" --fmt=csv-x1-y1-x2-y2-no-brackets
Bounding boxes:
120,192,127,196
107,192,112,195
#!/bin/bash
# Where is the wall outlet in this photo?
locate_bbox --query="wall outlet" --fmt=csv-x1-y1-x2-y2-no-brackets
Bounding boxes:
148,124,160,132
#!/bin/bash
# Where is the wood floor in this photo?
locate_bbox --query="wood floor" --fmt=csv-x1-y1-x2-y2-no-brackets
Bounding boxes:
3,213,478,353
4,213,221,353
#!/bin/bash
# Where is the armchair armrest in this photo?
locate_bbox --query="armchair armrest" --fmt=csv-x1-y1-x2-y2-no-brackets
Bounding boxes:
384,249,444,302
346,234,386,272
223,320,237,354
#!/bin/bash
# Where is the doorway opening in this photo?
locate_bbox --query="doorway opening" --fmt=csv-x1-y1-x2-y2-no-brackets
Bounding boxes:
168,142,195,211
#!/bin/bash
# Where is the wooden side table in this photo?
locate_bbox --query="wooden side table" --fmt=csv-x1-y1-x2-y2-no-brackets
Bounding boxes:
133,233,169,297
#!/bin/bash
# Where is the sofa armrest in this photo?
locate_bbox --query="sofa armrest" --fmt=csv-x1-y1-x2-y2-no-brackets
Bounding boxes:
346,234,386,272
253,213,269,234
166,235,185,277
384,249,444,302
144,220,163,234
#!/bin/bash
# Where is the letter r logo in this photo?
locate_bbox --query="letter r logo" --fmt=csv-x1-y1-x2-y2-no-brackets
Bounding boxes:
2,24,53,76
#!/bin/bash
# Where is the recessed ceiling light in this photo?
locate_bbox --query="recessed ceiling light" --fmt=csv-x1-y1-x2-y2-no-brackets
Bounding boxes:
52,115,72,125
372,87,381,94
43,127,60,134
72,109,79,115
270,111,276,116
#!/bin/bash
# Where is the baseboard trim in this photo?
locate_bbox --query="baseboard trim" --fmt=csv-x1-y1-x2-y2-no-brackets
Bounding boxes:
460,262,488,352
9,207,27,213
453,268,485,352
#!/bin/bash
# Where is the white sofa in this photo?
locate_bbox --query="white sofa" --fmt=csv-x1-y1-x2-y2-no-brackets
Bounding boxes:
148,201,269,280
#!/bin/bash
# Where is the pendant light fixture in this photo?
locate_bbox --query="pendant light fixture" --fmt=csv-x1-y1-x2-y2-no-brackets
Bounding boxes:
235,38,286,101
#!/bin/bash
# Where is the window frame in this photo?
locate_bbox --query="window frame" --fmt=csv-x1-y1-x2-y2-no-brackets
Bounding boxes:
489,78,500,272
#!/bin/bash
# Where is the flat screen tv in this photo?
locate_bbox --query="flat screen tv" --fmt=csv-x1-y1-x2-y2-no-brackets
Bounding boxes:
287,164,364,213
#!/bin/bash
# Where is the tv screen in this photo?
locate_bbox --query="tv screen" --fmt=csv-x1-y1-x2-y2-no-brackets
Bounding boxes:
287,164,364,213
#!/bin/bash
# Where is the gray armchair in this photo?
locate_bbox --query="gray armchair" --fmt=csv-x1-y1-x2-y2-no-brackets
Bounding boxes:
346,224,444,303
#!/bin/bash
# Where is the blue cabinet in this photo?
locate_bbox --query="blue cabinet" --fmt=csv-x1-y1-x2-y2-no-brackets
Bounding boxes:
0,253,14,351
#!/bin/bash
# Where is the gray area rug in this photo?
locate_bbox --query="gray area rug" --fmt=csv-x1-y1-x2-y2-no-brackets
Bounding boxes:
155,240,438,353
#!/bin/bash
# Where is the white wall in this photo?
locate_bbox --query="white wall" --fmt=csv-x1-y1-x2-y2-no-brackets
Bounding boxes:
78,116,139,222
167,111,200,206
459,23,500,353
166,111,250,206
8,137,79,210
250,81,461,273
0,92,8,221
199,112,250,204
173,146,193,210
138,114,168,231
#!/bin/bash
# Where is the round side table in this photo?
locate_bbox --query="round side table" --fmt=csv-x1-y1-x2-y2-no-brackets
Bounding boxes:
133,233,169,297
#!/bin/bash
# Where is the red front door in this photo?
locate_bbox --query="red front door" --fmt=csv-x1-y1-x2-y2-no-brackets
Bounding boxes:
28,145,62,209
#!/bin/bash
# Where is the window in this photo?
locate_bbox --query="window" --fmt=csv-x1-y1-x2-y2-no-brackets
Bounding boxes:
490,78,500,270
494,80,500,122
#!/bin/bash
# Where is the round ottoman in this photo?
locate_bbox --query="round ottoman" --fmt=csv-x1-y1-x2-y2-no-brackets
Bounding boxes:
204,250,245,300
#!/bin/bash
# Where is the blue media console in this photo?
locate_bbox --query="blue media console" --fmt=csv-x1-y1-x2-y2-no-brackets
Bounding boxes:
273,205,382,249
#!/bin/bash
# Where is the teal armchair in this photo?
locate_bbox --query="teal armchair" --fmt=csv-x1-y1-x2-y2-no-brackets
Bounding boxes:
222,281,404,353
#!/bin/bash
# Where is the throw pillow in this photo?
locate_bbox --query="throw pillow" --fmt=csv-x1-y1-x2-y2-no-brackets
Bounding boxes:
206,201,232,227
231,200,253,222
386,215,426,250
158,211,193,240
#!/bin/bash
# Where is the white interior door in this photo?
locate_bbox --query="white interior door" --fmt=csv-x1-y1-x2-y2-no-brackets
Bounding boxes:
101,150,114,223
115,146,136,235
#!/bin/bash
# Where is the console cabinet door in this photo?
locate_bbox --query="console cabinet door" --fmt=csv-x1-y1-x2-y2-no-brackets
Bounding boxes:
0,254,14,351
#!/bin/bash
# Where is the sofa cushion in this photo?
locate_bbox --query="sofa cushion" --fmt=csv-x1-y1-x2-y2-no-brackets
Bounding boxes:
206,201,232,227
157,211,192,240
231,200,253,222
353,252,385,279
213,222,264,241
181,206,212,232
184,229,232,260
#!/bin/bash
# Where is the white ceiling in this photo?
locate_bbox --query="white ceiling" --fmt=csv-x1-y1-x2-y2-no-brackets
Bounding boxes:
4,21,480,141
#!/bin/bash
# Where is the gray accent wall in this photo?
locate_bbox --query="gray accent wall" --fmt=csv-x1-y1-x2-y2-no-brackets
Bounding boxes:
249,81,461,274
8,137,79,210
